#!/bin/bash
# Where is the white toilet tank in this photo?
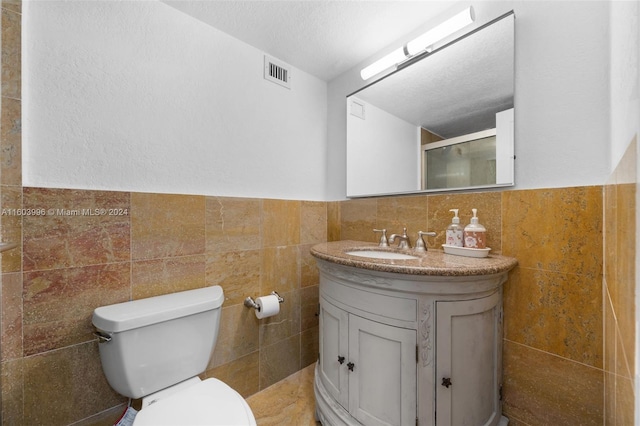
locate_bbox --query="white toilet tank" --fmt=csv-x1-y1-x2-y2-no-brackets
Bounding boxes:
92,286,224,399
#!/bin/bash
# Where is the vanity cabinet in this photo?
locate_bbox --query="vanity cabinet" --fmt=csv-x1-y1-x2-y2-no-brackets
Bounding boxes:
319,298,417,426
435,292,502,426
310,243,517,426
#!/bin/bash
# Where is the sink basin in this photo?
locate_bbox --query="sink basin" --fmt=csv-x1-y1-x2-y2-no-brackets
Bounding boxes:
345,250,419,260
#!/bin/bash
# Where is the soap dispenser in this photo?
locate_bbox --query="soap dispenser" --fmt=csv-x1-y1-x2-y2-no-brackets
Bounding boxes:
445,209,464,247
463,208,487,249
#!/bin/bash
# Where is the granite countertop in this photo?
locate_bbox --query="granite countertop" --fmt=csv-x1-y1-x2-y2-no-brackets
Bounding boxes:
310,240,518,277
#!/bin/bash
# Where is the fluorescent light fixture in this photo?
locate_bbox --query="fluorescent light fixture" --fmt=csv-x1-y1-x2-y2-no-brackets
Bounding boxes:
360,6,475,80
360,47,408,81
406,7,475,55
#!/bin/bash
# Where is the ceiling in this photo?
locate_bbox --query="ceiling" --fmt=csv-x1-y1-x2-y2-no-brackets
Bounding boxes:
162,1,458,82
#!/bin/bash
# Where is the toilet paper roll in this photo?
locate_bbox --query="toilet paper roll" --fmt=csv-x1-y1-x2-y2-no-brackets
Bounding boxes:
255,294,280,319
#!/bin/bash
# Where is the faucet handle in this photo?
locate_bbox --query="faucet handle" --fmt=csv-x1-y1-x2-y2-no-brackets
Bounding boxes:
415,231,437,252
373,229,389,247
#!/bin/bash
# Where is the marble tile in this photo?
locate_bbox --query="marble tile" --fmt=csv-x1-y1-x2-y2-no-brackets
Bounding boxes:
259,334,301,390
260,289,300,348
502,186,603,278
503,267,602,367
615,320,633,382
247,362,317,426
1,96,21,186
1,0,22,15
0,184,21,272
603,182,618,302
207,249,261,306
608,323,635,424
339,198,377,242
603,291,616,375
22,188,130,271
502,340,603,426
615,374,635,426
300,285,318,332
613,182,636,373
23,262,130,356
300,326,319,368
262,245,299,294
206,197,261,252
603,291,617,426
131,192,205,260
262,199,300,248
604,371,615,426
205,351,260,399
299,243,319,288
376,195,429,243
301,201,327,245
1,7,21,99
327,201,341,242
73,405,128,426
209,303,259,369
1,272,22,361
22,342,125,426
428,191,502,251
1,358,23,424
132,254,206,300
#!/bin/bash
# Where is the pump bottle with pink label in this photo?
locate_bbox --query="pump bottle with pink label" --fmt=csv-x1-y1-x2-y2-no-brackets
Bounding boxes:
463,208,487,249
445,209,464,247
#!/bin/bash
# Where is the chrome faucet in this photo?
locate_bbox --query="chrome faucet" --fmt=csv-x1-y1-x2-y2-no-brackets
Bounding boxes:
373,229,389,247
389,228,411,250
414,231,437,252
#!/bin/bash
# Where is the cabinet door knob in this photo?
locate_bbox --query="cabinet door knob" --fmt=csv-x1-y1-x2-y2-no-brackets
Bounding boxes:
347,362,355,372
442,377,452,388
338,355,345,364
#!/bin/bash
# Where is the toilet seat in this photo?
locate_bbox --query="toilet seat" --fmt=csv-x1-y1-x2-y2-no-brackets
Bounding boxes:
133,378,257,426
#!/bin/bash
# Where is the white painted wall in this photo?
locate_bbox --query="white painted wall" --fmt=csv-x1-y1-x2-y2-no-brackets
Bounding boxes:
346,98,419,196
23,1,615,201
23,1,328,200
327,1,611,199
610,1,639,170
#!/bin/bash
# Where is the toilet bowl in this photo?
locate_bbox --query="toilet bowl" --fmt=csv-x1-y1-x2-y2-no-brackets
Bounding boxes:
133,377,255,425
92,286,256,425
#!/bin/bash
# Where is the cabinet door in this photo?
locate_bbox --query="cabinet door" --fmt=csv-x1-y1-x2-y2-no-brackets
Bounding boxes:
319,298,350,409
348,314,417,426
436,291,501,426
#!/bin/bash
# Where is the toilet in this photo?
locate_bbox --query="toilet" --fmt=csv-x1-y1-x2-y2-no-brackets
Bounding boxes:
92,286,256,425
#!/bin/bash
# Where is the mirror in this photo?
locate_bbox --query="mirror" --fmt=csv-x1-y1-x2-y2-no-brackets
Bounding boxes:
346,11,515,197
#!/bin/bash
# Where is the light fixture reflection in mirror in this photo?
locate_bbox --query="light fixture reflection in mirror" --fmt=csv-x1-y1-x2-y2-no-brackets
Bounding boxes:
346,11,515,198
360,6,475,81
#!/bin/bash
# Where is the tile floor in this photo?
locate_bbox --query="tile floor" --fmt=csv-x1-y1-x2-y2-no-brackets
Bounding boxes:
246,363,318,426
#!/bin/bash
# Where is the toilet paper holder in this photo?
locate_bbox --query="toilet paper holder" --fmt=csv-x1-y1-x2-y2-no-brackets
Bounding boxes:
244,291,284,311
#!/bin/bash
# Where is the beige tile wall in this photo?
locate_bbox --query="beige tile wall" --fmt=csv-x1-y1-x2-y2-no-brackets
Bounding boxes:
3,189,325,424
603,138,636,426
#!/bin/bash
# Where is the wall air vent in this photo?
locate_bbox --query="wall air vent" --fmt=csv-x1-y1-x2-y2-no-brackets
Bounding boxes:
264,55,291,89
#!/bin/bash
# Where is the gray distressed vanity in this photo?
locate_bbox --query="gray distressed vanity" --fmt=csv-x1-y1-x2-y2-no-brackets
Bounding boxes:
311,241,518,426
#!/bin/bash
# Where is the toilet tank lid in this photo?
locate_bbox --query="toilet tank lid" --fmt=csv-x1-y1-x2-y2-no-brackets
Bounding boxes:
92,286,224,333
